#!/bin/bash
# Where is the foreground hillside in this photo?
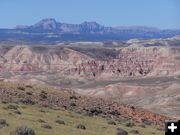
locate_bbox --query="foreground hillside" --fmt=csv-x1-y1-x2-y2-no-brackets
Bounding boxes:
0,82,165,135
0,103,163,135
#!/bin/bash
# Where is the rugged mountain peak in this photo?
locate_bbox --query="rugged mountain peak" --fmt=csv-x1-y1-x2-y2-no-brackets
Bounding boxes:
11,18,180,41
79,21,105,33
81,21,102,27
33,18,58,30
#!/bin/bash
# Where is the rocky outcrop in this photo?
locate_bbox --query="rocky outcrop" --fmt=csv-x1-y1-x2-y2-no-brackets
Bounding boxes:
0,82,167,127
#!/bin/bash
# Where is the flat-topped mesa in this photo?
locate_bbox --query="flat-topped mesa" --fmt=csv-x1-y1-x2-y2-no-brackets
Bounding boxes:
0,18,179,43
16,18,106,33
34,18,58,30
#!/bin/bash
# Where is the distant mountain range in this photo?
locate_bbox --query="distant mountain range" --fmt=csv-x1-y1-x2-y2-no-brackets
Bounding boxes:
0,18,180,44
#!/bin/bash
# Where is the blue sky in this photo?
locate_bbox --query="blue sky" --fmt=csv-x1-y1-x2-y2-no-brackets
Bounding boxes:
0,0,179,29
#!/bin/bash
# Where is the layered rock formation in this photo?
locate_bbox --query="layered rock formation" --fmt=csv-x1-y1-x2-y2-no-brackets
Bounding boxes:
0,42,179,119
0,45,179,79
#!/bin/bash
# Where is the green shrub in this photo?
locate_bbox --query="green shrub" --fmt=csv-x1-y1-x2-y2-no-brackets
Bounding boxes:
9,126,35,135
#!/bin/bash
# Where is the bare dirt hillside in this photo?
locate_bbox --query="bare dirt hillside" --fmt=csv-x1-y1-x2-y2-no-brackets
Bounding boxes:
0,40,179,119
0,82,167,127
0,45,180,79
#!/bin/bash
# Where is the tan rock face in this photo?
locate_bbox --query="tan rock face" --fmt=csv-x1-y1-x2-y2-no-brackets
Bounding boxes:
0,46,180,79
